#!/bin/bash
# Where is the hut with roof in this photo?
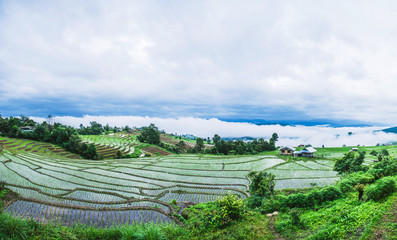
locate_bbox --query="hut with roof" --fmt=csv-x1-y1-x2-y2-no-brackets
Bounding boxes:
294,147,317,158
279,146,296,156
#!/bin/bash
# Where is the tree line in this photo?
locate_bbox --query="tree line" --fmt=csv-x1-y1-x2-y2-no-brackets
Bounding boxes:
137,123,278,155
202,133,278,155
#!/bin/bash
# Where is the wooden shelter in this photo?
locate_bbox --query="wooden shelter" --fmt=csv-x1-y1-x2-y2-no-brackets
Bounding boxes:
279,146,296,156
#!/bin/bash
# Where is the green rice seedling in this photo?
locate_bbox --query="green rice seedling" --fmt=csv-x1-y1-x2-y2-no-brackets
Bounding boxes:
133,223,166,240
0,213,28,240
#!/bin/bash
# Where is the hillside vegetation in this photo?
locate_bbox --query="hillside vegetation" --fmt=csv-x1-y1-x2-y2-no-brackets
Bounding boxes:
1,118,397,239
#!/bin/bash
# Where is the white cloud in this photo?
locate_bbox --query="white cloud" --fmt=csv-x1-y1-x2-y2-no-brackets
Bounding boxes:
31,115,397,147
2,1,397,124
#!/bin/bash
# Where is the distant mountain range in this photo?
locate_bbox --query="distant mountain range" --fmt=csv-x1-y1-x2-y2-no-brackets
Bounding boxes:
219,118,375,128
382,126,397,134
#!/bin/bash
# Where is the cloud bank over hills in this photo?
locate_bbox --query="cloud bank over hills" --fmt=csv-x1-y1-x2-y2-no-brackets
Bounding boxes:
1,1,397,124
31,115,397,148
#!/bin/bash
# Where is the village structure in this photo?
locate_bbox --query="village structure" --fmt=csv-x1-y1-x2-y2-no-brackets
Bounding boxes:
279,146,317,158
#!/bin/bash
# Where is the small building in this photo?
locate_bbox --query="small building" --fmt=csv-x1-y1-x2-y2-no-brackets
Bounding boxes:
294,147,317,158
20,126,34,132
350,147,359,152
279,146,296,156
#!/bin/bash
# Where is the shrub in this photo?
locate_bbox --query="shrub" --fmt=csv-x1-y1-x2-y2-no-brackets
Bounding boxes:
248,171,276,198
337,172,374,193
306,189,322,206
258,186,343,213
366,176,396,201
259,195,285,213
0,189,7,210
246,195,263,208
218,194,245,220
320,186,342,202
289,208,302,226
368,158,397,179
285,193,307,208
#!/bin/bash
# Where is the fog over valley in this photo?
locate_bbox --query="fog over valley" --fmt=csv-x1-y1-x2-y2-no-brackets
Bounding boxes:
31,115,397,147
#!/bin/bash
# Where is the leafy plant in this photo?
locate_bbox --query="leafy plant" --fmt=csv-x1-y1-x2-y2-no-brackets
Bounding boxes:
334,151,368,174
248,171,276,198
0,213,28,240
289,208,302,226
218,194,244,221
366,176,396,201
354,183,365,201
133,223,165,240
120,224,140,240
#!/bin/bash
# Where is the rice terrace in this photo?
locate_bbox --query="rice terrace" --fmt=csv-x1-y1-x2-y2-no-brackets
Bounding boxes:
1,133,340,227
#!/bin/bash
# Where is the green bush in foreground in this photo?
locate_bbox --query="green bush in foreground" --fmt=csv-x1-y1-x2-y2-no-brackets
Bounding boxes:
366,176,396,201
0,213,28,240
218,194,245,221
260,185,342,213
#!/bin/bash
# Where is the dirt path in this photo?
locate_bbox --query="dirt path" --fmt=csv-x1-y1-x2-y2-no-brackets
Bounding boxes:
267,213,285,240
372,195,397,239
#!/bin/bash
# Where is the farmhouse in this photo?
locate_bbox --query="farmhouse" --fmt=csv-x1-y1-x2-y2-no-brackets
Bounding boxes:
294,147,317,158
279,146,296,156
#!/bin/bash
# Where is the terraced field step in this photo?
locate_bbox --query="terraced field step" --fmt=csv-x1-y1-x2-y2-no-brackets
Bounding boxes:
0,137,81,159
5,200,176,227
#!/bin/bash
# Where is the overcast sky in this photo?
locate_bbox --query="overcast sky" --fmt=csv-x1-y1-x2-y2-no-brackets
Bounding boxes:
2,1,397,125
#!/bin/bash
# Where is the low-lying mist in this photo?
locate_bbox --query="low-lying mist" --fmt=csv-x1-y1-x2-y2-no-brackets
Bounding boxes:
31,115,397,148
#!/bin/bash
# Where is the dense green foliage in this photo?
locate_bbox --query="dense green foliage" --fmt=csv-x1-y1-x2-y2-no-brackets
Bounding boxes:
193,137,204,153
208,133,278,155
259,185,342,213
77,121,105,135
248,171,276,198
137,123,161,145
333,151,368,174
274,191,397,239
369,156,397,179
366,176,396,201
0,116,99,159
182,194,246,230
247,171,276,208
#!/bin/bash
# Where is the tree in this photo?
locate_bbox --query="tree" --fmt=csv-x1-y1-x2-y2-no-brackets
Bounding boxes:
137,123,160,145
248,171,276,198
81,143,99,159
381,149,390,156
115,150,122,159
32,125,49,141
370,150,378,156
269,133,278,150
213,134,221,147
195,137,204,153
176,141,186,153
124,125,131,132
334,151,368,174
